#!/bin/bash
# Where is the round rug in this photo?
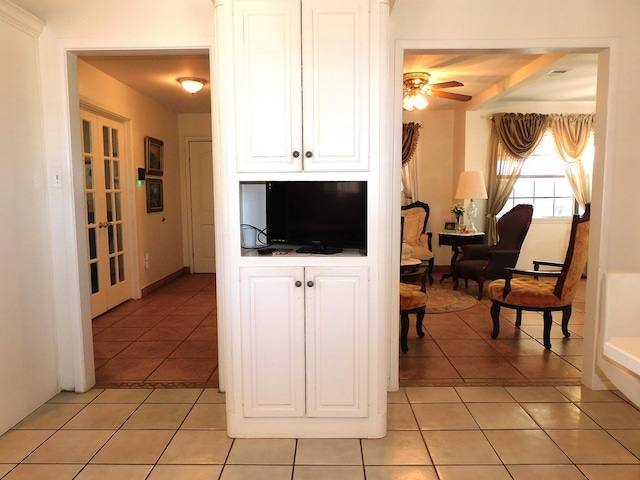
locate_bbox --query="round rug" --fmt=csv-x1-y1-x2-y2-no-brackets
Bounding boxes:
426,288,477,313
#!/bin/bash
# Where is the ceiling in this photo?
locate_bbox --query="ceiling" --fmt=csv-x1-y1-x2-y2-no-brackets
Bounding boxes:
403,52,598,110
80,53,212,114
76,51,597,115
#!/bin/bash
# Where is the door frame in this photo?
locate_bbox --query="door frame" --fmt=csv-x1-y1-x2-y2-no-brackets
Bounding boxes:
80,104,141,314
183,136,214,273
389,40,614,392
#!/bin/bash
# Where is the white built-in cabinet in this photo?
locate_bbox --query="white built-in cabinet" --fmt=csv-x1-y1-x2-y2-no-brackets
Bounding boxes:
240,266,369,418
233,0,369,172
214,0,389,438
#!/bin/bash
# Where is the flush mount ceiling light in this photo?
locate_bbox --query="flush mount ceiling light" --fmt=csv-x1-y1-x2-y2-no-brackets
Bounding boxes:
402,72,472,111
177,77,207,94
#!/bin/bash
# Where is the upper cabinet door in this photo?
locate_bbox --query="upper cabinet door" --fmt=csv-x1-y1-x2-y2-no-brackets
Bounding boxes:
234,0,369,173
301,0,369,172
234,0,303,172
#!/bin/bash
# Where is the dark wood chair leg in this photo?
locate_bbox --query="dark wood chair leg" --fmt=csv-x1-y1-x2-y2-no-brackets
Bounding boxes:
416,308,425,338
490,302,501,338
543,310,553,349
477,278,485,300
427,258,434,284
561,305,572,337
453,271,459,290
515,309,523,327
400,312,409,353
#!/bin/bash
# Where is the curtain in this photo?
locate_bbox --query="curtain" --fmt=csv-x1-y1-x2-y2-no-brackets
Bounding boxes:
402,122,421,165
549,113,595,209
486,113,548,244
401,122,421,205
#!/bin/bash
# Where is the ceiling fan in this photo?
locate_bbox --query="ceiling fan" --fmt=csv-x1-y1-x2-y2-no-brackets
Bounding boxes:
402,72,472,110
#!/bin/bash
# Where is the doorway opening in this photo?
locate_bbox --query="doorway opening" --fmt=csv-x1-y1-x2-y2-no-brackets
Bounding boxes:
73,50,217,388
392,45,606,390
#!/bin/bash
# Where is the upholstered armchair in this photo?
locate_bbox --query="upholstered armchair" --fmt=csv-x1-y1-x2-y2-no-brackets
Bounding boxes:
401,201,434,284
454,204,533,299
487,204,590,350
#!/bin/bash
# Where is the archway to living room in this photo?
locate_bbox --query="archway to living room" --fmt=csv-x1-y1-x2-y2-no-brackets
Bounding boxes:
391,43,609,390
70,49,219,389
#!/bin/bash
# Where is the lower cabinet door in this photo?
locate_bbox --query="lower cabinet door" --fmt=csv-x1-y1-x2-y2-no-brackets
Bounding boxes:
240,267,306,417
239,265,369,418
305,266,369,417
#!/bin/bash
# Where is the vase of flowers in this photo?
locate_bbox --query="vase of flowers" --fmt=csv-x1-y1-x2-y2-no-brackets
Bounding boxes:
450,203,466,230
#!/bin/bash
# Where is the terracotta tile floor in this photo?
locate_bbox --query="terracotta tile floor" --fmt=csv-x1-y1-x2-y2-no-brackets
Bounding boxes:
400,274,586,387
92,273,586,388
92,274,218,389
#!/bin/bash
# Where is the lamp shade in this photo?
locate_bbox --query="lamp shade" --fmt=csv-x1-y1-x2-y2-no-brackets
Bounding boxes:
455,171,488,199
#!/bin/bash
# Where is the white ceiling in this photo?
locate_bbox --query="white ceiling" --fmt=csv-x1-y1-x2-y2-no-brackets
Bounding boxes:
76,51,597,115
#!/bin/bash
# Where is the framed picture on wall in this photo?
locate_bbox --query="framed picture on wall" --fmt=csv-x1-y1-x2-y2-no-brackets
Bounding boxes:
145,136,164,176
146,178,163,213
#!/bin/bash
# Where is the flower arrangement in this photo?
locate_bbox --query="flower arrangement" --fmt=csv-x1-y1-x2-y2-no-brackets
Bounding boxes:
450,203,466,216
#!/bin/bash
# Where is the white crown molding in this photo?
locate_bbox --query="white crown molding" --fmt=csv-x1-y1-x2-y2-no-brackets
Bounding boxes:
0,0,45,37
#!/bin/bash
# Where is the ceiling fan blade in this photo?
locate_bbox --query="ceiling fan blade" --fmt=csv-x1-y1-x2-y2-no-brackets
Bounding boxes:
429,80,464,89
428,90,472,102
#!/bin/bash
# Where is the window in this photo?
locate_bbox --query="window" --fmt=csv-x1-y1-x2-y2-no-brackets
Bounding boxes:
498,131,593,218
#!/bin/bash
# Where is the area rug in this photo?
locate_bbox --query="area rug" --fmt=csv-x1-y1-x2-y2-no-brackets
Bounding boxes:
426,288,477,313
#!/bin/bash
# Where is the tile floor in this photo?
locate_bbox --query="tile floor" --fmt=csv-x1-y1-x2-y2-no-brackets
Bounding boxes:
92,273,585,389
2,385,640,479
400,274,586,386
92,274,218,389
2,275,638,479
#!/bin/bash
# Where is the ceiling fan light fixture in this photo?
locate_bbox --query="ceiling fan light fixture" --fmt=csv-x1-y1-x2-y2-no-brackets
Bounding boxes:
177,77,207,94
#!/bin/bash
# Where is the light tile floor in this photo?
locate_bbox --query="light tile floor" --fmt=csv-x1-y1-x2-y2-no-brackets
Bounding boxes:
1,385,640,479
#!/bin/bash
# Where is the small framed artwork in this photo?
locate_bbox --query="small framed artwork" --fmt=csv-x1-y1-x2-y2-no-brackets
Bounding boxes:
145,136,164,176
444,221,457,231
146,178,163,213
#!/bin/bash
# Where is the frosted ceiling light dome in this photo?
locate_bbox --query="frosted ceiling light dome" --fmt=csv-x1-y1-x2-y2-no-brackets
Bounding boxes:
177,77,207,94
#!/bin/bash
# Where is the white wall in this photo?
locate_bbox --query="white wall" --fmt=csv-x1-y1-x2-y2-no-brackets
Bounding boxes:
78,60,185,290
0,2,58,434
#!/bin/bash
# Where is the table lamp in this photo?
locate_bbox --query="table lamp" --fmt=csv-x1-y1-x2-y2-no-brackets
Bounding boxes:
455,171,488,233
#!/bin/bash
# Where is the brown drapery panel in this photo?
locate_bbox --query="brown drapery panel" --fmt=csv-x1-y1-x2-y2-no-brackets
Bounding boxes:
402,122,421,166
486,113,549,244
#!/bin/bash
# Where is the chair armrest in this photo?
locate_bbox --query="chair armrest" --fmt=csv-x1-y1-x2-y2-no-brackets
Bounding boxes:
533,260,563,270
459,244,492,261
483,250,521,278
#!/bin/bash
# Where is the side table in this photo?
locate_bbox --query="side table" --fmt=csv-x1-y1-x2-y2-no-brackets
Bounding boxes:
438,232,485,283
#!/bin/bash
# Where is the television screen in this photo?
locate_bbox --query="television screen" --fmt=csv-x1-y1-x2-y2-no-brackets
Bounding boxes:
266,181,367,254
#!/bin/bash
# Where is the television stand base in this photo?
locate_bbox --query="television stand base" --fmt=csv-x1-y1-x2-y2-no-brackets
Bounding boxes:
296,245,343,255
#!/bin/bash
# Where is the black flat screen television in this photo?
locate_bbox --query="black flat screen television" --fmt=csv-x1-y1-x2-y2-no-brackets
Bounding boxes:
266,181,367,254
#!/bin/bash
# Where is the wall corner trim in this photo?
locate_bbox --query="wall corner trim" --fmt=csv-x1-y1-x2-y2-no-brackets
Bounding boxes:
0,0,45,37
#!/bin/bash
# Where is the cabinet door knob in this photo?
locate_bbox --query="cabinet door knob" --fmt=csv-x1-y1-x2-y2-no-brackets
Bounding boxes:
295,281,302,287
293,151,300,158
305,151,312,158
307,280,314,288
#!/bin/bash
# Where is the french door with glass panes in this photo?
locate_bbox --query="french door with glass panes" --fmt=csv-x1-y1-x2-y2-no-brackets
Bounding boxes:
81,110,131,318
